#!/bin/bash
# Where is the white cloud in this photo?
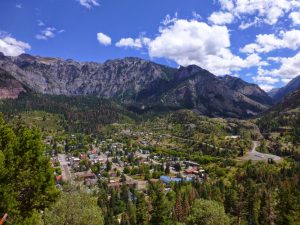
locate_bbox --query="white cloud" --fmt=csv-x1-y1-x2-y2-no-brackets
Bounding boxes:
116,37,150,49
192,11,201,20
239,17,261,30
0,34,31,56
97,33,111,46
289,11,300,25
78,0,99,9
240,29,300,53
258,84,275,92
217,0,300,26
146,19,265,75
258,51,300,79
36,27,56,40
219,0,234,11
162,13,178,26
253,76,279,84
208,11,234,25
282,78,292,83
16,4,22,9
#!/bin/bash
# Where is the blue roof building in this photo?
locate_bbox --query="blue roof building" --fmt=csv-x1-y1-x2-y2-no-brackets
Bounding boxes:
160,176,193,184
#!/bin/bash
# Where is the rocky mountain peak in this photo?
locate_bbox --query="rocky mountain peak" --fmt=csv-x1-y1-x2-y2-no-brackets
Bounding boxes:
0,53,273,118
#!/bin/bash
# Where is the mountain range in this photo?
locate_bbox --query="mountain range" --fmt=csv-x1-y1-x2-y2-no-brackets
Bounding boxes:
0,52,290,118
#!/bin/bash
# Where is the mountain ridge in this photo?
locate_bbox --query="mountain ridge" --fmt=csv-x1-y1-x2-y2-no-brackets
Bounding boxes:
0,52,272,118
271,75,300,102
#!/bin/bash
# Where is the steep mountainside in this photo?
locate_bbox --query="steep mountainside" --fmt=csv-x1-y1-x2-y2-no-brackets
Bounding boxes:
161,70,268,118
272,75,300,102
0,68,27,99
258,88,300,136
0,53,271,118
267,88,280,98
220,75,273,106
267,89,300,114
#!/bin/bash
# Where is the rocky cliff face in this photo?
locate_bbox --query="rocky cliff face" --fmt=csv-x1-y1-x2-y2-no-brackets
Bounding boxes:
162,70,269,118
0,53,272,118
0,68,27,99
220,75,273,106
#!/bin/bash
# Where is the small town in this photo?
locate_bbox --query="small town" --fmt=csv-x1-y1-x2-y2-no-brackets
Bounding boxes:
0,0,299,224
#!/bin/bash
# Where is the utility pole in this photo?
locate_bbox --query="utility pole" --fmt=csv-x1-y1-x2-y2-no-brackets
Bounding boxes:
0,213,7,225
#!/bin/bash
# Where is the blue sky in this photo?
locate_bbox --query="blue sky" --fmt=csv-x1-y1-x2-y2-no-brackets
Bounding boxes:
1,0,300,91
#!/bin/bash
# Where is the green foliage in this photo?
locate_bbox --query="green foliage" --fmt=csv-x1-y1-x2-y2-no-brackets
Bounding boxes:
149,182,172,225
0,115,58,222
0,93,135,133
187,199,229,225
44,192,104,225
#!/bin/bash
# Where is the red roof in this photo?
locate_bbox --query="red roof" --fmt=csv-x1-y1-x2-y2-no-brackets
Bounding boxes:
56,175,62,181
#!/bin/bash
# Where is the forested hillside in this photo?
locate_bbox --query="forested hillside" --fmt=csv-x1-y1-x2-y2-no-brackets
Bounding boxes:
0,93,135,133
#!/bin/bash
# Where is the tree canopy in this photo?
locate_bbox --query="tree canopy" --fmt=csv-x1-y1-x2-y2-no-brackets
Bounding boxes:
0,115,58,223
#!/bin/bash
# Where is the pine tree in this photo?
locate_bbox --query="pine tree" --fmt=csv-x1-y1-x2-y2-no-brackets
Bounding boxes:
0,116,58,222
135,192,149,225
149,183,170,225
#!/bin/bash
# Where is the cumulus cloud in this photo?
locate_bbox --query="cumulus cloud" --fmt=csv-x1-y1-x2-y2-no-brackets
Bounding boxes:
16,4,22,9
116,18,266,75
97,33,111,46
208,12,234,25
146,19,265,75
0,34,31,56
289,11,300,25
78,0,99,9
259,51,300,79
217,0,300,27
240,29,300,53
116,37,150,49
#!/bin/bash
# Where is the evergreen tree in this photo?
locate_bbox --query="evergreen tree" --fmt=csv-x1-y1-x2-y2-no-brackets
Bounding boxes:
149,183,170,225
135,193,149,225
0,116,58,222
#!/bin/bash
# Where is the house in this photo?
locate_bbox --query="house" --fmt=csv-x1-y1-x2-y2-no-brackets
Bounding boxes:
184,167,199,175
80,153,87,160
55,175,63,183
183,160,199,167
225,135,240,139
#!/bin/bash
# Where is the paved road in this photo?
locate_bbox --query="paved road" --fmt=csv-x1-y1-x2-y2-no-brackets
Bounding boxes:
58,154,72,181
242,141,281,162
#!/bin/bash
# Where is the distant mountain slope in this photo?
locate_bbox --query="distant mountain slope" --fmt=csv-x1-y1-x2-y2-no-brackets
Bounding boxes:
267,88,280,98
258,88,300,136
0,53,272,118
220,75,273,106
0,68,27,99
267,89,300,114
272,75,300,102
